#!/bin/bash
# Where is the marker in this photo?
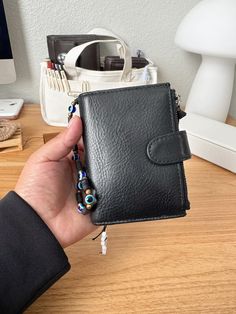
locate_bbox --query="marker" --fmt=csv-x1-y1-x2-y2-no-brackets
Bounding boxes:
44,58,53,69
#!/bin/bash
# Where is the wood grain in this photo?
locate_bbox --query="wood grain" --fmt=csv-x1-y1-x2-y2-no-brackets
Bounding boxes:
0,105,235,314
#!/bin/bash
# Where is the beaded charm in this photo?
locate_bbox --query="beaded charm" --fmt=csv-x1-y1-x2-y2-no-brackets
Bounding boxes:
68,100,97,215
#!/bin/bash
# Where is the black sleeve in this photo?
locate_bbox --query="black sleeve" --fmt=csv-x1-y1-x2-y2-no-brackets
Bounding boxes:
0,191,71,314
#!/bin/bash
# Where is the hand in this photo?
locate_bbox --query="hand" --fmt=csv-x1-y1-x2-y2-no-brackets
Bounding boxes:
15,116,97,248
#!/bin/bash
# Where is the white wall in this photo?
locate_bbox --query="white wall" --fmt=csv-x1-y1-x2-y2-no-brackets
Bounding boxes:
1,0,236,118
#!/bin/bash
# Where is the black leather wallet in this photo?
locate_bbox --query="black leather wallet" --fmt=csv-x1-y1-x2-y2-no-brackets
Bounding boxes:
78,83,191,225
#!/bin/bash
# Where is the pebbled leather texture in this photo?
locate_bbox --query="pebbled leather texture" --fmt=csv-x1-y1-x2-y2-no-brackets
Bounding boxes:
147,130,191,165
78,83,191,225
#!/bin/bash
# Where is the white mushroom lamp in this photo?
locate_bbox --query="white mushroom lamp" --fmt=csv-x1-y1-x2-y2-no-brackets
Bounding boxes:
175,0,236,122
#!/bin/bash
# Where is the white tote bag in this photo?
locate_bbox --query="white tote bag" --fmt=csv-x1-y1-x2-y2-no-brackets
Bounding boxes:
40,29,158,126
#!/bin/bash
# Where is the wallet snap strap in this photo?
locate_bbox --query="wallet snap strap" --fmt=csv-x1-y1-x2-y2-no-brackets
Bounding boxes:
147,131,191,165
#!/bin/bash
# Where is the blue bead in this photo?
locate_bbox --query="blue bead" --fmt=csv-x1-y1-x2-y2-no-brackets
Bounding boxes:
77,182,83,190
85,194,96,205
77,203,86,214
68,105,76,113
79,170,87,180
72,154,79,161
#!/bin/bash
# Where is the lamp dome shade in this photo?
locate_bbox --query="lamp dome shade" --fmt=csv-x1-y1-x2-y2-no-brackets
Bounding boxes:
175,0,236,58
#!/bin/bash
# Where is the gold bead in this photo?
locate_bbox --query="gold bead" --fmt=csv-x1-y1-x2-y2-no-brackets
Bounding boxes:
86,204,92,210
85,189,92,195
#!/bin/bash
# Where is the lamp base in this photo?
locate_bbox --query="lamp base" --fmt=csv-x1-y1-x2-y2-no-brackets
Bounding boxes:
185,56,235,122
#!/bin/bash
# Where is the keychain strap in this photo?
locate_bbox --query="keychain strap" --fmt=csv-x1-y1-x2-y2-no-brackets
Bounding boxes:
68,100,97,215
68,100,108,255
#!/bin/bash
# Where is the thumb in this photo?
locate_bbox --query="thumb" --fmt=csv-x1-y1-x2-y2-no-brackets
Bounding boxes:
34,116,83,162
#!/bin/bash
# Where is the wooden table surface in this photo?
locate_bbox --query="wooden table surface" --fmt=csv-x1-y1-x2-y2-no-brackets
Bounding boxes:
1,105,236,314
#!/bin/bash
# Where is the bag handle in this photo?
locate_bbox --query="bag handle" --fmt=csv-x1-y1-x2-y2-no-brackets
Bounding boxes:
64,38,132,82
88,28,125,57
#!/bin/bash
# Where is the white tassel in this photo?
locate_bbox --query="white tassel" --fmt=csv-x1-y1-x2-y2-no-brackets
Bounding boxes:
101,231,107,255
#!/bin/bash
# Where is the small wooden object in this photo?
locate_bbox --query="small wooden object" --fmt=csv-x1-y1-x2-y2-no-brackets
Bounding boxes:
0,125,23,153
43,132,59,143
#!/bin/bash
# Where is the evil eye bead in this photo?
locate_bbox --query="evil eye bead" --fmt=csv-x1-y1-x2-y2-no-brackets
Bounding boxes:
72,154,79,161
79,170,87,180
85,194,96,205
68,105,76,113
77,182,83,190
77,203,87,214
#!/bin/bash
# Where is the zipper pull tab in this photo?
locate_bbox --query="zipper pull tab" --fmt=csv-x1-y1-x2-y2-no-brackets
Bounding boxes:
175,94,186,120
